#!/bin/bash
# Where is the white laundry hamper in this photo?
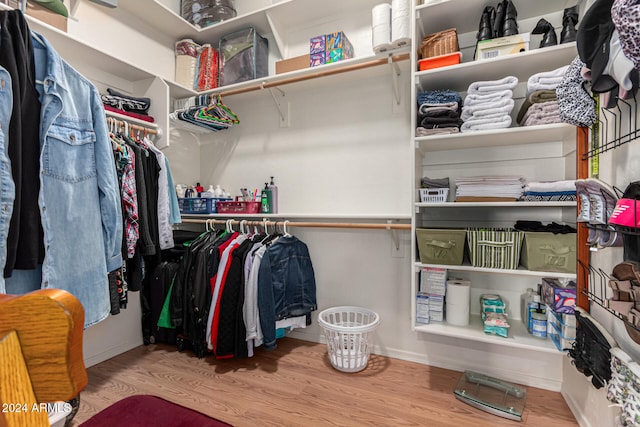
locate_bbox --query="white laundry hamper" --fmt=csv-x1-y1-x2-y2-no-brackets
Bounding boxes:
318,306,380,373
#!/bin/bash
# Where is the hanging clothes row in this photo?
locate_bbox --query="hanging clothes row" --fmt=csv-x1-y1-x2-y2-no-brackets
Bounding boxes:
0,10,123,327
154,222,317,359
108,118,181,324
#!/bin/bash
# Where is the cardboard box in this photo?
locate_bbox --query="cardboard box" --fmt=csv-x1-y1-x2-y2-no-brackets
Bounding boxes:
475,32,530,61
419,267,447,295
28,2,67,32
0,0,68,32
275,54,310,74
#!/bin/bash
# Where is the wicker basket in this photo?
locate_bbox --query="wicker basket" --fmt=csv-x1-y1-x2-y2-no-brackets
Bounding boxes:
420,28,459,59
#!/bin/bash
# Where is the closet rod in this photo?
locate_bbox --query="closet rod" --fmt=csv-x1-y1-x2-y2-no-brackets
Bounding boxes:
181,218,411,230
217,52,410,97
106,117,159,135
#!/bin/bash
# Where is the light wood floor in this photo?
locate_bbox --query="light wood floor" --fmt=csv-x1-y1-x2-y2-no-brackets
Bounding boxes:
71,338,578,427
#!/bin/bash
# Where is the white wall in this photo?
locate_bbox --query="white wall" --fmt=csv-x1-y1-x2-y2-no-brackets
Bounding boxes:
60,0,570,395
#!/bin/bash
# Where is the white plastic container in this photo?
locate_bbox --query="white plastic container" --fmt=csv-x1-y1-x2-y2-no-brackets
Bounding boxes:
318,306,380,373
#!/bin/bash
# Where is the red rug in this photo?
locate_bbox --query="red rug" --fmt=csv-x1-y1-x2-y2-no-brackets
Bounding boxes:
80,395,233,427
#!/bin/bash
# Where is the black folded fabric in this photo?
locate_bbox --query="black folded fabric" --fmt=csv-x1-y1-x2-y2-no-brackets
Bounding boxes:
105,88,151,113
514,220,576,234
418,109,460,121
421,177,450,188
420,115,463,128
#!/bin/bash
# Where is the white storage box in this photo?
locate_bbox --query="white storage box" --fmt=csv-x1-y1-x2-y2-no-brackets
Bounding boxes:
546,305,576,340
419,188,449,203
548,320,575,352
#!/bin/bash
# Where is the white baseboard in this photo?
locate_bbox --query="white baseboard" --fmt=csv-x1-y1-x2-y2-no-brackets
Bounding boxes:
84,338,142,368
289,330,562,391
562,389,592,427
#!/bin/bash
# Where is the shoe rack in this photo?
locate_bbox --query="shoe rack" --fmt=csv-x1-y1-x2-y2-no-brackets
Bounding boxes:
579,95,640,341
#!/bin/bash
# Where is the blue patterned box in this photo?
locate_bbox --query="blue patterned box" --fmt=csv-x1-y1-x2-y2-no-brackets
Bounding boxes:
310,52,325,67
326,31,352,51
326,47,353,64
309,35,325,54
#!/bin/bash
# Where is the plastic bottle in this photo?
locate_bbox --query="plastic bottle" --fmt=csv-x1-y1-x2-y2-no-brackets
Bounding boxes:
527,295,542,333
531,311,547,339
521,288,534,327
269,176,278,214
261,183,273,214
214,184,223,197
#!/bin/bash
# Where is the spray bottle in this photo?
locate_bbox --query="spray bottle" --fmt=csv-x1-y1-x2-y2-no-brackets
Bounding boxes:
269,176,278,213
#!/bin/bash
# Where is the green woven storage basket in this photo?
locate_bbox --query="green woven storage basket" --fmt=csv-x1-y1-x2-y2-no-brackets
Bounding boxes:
467,228,524,270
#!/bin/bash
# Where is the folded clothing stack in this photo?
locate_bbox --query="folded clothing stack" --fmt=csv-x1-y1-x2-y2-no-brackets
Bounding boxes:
420,176,449,189
455,175,525,202
517,65,568,126
514,220,576,234
520,179,576,202
102,88,154,123
460,76,518,132
416,90,463,137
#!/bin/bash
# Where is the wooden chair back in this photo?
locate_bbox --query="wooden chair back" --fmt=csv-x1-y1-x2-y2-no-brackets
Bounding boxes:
0,289,88,427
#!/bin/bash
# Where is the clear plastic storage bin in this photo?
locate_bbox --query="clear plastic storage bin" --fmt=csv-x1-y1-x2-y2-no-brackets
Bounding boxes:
219,27,268,86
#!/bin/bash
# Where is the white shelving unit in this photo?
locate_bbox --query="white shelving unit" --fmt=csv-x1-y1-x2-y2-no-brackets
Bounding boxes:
410,0,579,354
1,0,411,145
414,315,559,353
416,43,577,93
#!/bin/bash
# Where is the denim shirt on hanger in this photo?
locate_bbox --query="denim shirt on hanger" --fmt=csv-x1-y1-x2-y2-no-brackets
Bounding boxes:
257,235,317,350
5,31,123,328
0,69,15,294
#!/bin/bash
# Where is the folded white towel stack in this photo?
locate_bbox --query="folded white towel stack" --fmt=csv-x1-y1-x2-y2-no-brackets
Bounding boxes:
527,65,569,94
461,76,518,133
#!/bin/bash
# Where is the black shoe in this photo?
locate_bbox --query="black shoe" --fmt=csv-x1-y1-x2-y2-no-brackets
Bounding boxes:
477,6,495,42
569,308,617,390
493,0,506,38
560,5,579,44
532,18,558,48
502,0,518,37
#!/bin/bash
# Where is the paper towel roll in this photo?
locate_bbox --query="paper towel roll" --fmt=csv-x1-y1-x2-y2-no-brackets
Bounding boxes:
446,280,471,326
372,3,393,53
391,0,411,48
175,39,200,90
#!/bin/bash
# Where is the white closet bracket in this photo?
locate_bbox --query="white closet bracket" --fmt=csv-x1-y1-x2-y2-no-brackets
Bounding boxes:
389,56,401,106
387,220,400,250
264,83,290,127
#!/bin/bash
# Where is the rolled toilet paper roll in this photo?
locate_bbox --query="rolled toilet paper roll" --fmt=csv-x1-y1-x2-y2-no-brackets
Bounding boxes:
446,279,471,326
372,3,393,53
391,0,411,47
